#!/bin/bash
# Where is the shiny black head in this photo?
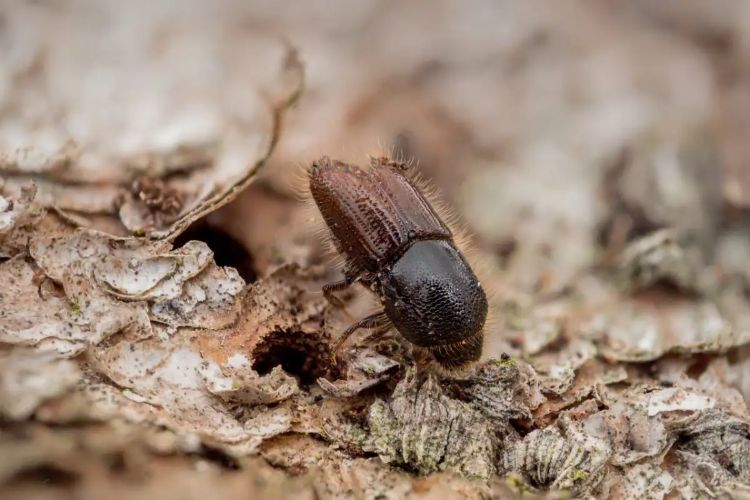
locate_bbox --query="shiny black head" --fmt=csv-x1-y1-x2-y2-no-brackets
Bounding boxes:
381,239,487,369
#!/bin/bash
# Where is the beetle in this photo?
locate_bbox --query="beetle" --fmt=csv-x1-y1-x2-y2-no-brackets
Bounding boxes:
308,155,487,370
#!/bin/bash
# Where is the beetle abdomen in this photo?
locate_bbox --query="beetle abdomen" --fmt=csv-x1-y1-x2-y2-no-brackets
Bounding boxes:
309,156,451,272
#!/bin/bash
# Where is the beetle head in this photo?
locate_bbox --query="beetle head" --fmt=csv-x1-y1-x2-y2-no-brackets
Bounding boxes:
381,239,487,369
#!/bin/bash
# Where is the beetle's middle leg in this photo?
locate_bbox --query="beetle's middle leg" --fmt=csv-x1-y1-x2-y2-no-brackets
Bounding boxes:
331,310,391,363
322,264,363,310
323,279,353,310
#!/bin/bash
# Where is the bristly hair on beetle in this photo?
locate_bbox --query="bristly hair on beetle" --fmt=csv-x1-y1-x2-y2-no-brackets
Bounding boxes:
307,154,489,372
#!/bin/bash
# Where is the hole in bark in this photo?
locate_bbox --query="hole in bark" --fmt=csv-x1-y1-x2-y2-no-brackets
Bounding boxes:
252,330,329,385
686,353,713,379
199,445,240,470
8,465,78,487
173,221,257,283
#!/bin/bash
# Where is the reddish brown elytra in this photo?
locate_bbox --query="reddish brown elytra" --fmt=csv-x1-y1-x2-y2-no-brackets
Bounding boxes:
309,156,487,370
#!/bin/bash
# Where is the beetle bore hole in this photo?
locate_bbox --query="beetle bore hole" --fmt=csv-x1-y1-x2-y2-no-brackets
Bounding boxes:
173,221,257,283
251,330,330,385
8,465,79,487
197,445,240,470
685,353,713,379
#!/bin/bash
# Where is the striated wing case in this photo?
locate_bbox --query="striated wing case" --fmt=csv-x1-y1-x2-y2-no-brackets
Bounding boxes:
309,157,451,272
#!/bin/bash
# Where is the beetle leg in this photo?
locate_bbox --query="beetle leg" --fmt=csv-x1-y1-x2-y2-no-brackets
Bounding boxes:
362,322,394,343
322,278,353,310
323,268,375,322
322,264,363,310
331,311,391,364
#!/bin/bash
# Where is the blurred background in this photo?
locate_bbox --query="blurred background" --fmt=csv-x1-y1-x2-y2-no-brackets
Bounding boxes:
3,0,748,286
210,0,748,295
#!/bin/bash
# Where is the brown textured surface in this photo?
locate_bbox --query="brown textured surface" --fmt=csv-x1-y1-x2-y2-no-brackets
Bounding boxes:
309,157,451,273
7,1,750,498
